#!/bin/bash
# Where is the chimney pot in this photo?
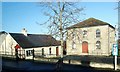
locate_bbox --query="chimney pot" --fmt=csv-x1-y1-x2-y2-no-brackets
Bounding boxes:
22,28,27,36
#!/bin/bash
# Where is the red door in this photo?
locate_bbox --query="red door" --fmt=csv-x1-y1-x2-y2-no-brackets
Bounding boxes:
82,41,88,53
56,47,59,56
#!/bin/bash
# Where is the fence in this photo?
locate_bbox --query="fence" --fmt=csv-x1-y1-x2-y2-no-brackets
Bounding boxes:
0,51,16,58
34,50,57,58
0,50,25,59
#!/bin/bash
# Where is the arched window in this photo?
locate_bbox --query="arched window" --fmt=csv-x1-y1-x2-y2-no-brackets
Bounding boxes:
96,29,100,38
83,30,87,35
83,30,87,38
72,41,76,49
96,41,101,49
72,32,75,40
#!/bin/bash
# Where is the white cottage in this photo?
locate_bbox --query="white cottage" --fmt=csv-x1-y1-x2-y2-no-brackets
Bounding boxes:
66,18,115,56
0,28,61,59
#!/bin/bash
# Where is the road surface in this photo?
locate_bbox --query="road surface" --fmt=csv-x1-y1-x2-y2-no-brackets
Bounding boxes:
2,58,120,72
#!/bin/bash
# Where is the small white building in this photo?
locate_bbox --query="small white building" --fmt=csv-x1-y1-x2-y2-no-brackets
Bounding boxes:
0,28,61,59
66,18,115,56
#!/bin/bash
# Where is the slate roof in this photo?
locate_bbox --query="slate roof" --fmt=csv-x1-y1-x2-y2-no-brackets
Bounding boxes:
9,33,60,49
67,18,115,29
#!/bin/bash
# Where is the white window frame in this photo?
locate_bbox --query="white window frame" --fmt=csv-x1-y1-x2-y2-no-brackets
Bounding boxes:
83,30,87,38
96,41,101,49
72,41,76,49
26,50,33,56
96,29,100,38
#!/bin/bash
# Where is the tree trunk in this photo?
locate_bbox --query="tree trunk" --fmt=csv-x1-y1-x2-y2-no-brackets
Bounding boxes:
59,3,63,58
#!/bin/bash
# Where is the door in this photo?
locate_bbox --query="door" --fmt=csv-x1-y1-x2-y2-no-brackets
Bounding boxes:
42,48,44,56
82,41,88,53
56,47,59,56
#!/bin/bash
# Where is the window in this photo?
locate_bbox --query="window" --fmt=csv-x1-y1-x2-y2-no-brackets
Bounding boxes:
49,48,51,55
96,29,100,38
26,50,33,56
83,30,87,35
96,41,101,49
72,41,76,49
72,32,75,40
83,30,87,38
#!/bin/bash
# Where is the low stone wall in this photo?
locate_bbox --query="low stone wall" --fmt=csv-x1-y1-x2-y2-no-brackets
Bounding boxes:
63,56,120,70
63,60,120,69
34,58,58,63
34,55,120,70
90,62,114,69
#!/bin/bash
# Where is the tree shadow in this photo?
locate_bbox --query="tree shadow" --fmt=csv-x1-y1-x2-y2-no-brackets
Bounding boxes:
80,55,91,67
55,58,63,72
81,60,90,67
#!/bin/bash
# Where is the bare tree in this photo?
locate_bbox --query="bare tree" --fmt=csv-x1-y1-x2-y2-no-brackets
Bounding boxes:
38,2,84,58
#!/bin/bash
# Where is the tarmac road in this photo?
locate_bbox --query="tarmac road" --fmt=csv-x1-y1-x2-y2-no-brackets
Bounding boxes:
1,58,120,72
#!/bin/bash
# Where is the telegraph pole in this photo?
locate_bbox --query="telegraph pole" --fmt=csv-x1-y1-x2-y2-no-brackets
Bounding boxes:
118,0,120,39
114,1,120,70
115,28,118,70
112,1,120,70
114,25,118,70
115,55,117,70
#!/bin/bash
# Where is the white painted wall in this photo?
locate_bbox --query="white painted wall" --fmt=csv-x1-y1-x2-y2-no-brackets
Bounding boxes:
0,34,17,56
0,33,61,59
24,46,61,59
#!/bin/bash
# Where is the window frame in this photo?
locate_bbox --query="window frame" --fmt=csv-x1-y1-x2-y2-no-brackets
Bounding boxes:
96,29,101,38
96,41,101,49
83,30,87,38
72,41,76,49
26,50,33,56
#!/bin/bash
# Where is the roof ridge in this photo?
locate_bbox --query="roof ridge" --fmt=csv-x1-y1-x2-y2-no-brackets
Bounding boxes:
67,17,113,29
28,34,50,36
9,32,50,36
80,17,109,24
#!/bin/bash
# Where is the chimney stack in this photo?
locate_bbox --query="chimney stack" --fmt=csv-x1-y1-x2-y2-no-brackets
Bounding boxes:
21,28,27,36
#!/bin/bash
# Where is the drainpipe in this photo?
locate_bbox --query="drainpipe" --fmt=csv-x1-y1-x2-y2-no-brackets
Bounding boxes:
4,32,7,55
5,36,6,55
32,49,35,61
108,25,110,56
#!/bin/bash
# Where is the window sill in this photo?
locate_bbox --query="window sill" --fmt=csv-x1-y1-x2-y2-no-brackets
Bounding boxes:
95,37,102,39
83,37,88,40
96,48,101,50
71,48,77,50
